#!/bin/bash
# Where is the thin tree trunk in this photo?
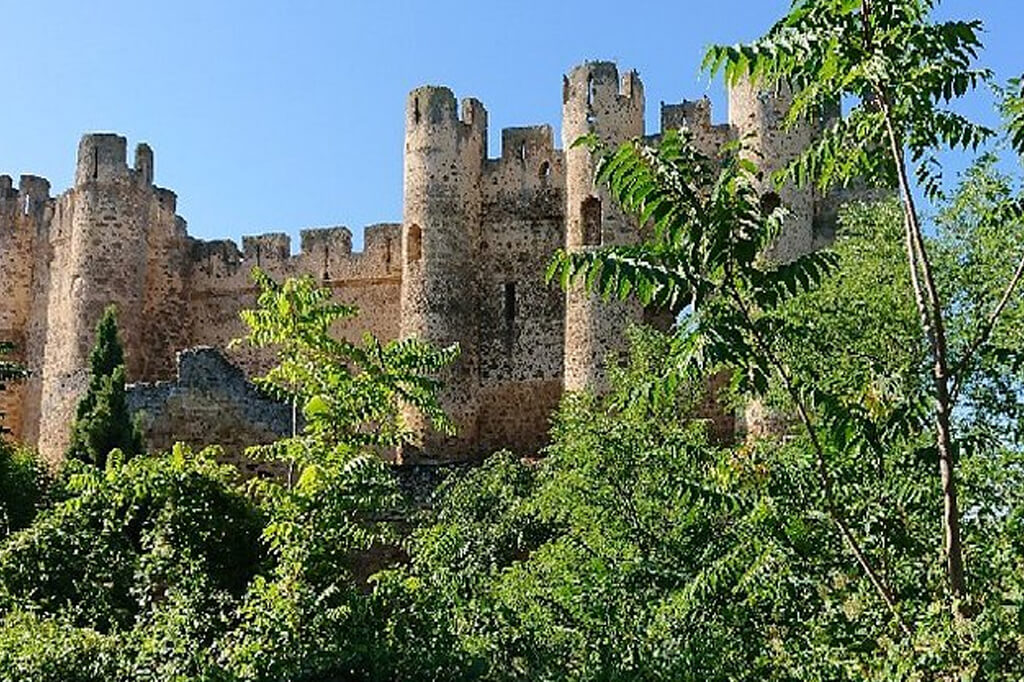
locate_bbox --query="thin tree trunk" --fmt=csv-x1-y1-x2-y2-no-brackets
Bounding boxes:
879,98,967,604
860,0,967,605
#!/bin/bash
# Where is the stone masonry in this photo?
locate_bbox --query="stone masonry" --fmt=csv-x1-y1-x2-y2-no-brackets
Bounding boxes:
0,62,838,467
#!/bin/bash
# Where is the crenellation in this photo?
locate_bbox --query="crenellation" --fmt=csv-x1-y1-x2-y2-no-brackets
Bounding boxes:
154,186,177,213
500,125,555,162
242,232,291,265
18,174,51,203
300,225,353,259
4,60,860,466
74,133,130,186
134,143,154,185
659,98,735,156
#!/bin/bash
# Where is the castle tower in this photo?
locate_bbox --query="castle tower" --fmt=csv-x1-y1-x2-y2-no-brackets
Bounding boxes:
0,175,50,441
562,62,645,393
400,87,487,461
728,78,819,261
34,134,155,463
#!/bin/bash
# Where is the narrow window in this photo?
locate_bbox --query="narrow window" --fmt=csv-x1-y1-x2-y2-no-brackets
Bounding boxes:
413,97,421,124
23,196,30,216
504,282,516,324
384,237,393,272
587,74,595,108
92,147,99,179
519,142,527,162
539,161,551,184
322,245,330,281
407,224,422,263
581,196,602,246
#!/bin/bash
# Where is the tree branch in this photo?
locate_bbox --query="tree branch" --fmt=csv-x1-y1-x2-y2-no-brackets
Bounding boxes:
950,249,1024,402
728,285,914,641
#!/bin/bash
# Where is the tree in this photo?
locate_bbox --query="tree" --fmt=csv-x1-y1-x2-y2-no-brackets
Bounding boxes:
233,267,458,473
216,269,460,680
703,0,1024,609
66,306,143,469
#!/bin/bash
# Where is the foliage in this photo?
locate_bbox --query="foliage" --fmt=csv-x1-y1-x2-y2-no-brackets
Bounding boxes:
702,0,996,196
0,611,121,682
0,446,263,638
66,306,144,469
234,268,457,470
203,270,462,680
0,443,49,540
703,0,1024,608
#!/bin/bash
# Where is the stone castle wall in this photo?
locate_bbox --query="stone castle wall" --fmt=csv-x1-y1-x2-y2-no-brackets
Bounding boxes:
0,61,846,466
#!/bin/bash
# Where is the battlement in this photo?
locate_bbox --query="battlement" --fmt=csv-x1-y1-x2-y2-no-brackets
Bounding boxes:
0,174,52,202
242,233,291,264
300,225,353,258
0,175,51,218
659,98,735,155
407,86,488,141
662,98,709,131
563,61,643,108
500,125,555,162
135,143,154,185
74,133,155,187
189,223,400,278
154,186,177,213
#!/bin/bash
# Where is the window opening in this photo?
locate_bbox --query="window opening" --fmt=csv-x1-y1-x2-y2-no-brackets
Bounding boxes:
504,282,517,324
581,196,602,246
407,224,422,263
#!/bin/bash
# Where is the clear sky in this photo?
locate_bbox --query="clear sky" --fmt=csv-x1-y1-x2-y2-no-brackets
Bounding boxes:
0,1,1019,249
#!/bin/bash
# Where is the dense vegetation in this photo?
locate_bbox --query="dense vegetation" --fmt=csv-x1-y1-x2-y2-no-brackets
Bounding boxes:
1,1,1024,679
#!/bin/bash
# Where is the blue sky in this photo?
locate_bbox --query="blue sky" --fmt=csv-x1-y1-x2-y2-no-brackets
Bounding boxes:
0,1,1019,249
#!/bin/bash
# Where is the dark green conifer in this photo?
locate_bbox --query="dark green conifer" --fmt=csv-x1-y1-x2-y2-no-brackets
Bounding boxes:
66,306,143,468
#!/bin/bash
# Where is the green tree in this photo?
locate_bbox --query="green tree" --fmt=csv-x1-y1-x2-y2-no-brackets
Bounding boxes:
215,269,460,680
546,7,1024,672
703,0,1024,608
233,268,457,473
66,306,143,469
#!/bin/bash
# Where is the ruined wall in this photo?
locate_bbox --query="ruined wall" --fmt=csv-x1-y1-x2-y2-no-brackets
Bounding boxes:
128,347,292,477
2,60,849,468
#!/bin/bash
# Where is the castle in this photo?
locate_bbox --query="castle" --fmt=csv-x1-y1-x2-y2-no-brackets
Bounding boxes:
0,62,838,467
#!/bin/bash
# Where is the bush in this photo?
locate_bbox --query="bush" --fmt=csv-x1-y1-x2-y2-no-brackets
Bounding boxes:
0,443,48,539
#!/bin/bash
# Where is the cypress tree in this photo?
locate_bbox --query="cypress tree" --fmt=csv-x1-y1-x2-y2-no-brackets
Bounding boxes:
66,306,144,468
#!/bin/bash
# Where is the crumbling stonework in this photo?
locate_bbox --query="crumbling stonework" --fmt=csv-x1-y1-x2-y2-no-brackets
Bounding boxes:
127,347,292,477
0,61,843,466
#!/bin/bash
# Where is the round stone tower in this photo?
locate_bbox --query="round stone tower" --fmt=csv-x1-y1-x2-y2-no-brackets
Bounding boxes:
561,61,645,393
400,86,487,461
34,134,155,463
66,134,154,374
728,78,818,261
